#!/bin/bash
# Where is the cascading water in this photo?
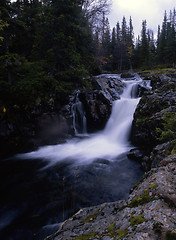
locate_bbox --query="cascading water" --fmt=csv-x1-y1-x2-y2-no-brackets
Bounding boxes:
1,74,150,240
72,91,87,136
17,74,145,164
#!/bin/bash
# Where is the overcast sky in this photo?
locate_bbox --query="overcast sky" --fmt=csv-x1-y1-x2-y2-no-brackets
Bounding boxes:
108,0,175,38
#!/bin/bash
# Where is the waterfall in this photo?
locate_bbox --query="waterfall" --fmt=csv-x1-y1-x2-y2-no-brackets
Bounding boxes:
17,75,148,165
72,91,87,136
104,80,140,143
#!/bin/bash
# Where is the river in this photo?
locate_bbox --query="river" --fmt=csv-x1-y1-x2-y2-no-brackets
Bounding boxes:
0,74,149,240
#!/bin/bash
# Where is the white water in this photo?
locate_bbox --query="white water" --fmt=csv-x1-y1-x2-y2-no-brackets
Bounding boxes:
17,75,146,165
72,91,87,136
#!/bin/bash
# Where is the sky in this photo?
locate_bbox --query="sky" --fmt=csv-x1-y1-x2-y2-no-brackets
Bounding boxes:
108,0,175,38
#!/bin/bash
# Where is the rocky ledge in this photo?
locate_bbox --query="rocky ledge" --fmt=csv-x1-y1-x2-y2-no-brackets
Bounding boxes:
46,154,176,240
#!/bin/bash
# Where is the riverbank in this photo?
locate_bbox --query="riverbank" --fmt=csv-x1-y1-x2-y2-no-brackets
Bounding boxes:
46,72,176,239
46,154,176,240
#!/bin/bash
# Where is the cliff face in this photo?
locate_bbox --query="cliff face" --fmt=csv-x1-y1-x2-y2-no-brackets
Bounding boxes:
46,74,176,240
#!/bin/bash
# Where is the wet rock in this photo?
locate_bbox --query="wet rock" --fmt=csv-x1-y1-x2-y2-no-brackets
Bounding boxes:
121,71,135,79
79,90,112,132
79,75,125,132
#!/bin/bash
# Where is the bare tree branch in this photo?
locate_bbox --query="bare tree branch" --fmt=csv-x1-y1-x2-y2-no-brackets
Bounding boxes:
82,0,112,29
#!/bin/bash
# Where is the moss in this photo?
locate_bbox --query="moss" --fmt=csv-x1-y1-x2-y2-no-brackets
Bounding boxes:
171,147,176,155
129,190,157,208
107,222,116,237
171,141,176,155
136,117,148,123
156,111,176,143
81,207,104,223
165,230,176,240
131,177,145,190
107,222,116,232
152,221,163,234
117,228,129,239
131,211,137,215
129,214,146,226
75,232,98,240
132,226,137,231
149,183,157,189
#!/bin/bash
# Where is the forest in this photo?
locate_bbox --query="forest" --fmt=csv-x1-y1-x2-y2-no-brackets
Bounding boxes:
0,0,176,112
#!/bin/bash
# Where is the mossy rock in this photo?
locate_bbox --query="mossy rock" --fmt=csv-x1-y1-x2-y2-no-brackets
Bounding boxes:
129,190,157,208
149,183,157,189
129,214,146,226
75,232,98,240
81,207,104,223
117,228,129,239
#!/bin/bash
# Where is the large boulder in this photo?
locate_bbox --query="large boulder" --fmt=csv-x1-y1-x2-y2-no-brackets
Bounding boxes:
79,90,112,132
79,75,125,132
132,75,176,147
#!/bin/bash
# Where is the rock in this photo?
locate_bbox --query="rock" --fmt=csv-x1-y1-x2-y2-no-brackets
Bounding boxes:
79,90,112,132
79,75,125,132
46,155,176,240
0,74,125,157
121,70,135,79
132,75,176,147
0,96,74,158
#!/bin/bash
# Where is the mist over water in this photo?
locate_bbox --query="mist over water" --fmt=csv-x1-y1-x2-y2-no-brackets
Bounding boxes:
18,77,141,166
0,74,148,240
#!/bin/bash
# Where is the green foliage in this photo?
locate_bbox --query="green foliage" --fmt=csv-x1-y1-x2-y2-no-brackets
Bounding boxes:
0,19,9,41
0,0,98,114
129,214,146,226
156,111,176,142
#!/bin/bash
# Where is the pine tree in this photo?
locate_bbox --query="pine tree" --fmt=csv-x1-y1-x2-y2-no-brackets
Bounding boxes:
141,20,149,67
157,11,168,64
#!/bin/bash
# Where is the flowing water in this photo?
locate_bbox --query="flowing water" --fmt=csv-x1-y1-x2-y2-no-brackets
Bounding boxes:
72,90,87,136
0,74,149,240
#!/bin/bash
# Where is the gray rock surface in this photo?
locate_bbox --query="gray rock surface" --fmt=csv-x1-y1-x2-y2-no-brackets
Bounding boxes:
46,154,176,240
132,75,176,147
79,75,125,131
